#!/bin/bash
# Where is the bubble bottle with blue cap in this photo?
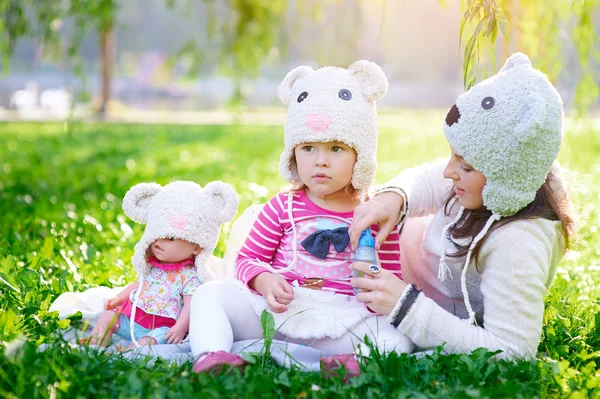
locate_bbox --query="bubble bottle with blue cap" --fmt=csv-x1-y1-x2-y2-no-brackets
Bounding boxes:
352,228,378,294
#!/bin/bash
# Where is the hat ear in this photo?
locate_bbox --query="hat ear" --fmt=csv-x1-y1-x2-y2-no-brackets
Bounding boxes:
277,66,314,106
122,183,162,224
348,60,388,103
514,93,546,143
500,52,532,72
204,181,239,223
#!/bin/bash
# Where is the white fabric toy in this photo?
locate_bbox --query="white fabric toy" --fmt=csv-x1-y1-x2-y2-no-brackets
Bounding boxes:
123,180,238,346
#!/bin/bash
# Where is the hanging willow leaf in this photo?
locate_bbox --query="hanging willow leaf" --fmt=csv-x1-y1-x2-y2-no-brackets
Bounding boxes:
459,8,472,48
491,19,498,43
463,18,486,88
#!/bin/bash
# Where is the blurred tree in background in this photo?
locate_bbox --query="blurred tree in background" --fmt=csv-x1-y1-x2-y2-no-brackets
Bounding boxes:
0,0,292,114
0,0,598,113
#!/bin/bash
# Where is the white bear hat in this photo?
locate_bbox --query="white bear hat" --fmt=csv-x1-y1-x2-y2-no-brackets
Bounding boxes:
278,60,389,197
440,52,563,325
122,180,239,283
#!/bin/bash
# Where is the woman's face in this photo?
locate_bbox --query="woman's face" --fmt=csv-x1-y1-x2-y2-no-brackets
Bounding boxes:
442,147,487,209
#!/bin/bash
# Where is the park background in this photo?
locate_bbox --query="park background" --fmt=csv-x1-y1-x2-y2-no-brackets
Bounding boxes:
0,1,599,398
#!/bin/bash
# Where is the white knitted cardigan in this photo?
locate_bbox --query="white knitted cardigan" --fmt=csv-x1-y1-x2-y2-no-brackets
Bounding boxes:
386,160,564,359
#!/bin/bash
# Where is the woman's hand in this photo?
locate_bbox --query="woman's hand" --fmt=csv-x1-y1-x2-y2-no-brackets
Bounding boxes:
249,273,295,313
349,191,404,250
350,261,408,315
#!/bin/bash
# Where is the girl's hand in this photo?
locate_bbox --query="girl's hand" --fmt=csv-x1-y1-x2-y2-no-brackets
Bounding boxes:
165,324,187,344
350,261,408,315
349,192,404,250
250,273,295,313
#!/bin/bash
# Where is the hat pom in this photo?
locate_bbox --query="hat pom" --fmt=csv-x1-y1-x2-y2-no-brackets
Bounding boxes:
500,52,532,72
122,183,162,224
203,181,239,223
278,66,314,106
348,60,389,103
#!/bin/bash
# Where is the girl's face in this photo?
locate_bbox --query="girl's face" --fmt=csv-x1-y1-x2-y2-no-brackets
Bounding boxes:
151,238,200,263
443,147,487,210
294,141,357,201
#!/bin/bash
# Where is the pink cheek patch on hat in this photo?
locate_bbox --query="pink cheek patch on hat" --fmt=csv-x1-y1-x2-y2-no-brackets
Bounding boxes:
169,214,189,230
306,114,332,133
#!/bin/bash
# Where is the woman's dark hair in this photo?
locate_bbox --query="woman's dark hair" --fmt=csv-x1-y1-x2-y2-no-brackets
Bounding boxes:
444,163,577,271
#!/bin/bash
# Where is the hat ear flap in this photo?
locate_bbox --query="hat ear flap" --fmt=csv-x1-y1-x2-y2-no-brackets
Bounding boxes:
277,66,314,106
348,60,388,103
514,93,546,143
204,181,239,223
122,183,162,224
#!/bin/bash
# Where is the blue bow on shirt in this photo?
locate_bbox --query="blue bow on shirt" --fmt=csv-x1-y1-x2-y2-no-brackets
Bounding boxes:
301,227,350,259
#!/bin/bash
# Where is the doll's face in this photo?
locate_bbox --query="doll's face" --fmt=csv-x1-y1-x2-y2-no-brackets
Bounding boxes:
150,238,200,263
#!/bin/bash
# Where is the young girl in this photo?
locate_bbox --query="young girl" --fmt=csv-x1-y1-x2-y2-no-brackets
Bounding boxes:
349,53,576,360
81,180,238,347
189,60,413,375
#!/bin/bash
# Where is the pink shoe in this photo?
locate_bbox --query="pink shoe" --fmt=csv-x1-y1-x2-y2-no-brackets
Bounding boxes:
320,354,360,380
192,351,248,374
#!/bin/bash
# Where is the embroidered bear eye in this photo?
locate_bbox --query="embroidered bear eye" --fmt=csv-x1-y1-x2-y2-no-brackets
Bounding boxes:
338,89,352,101
297,91,308,103
482,96,495,109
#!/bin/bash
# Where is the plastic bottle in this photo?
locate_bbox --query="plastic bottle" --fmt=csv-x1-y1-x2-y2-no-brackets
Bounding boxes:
352,228,378,294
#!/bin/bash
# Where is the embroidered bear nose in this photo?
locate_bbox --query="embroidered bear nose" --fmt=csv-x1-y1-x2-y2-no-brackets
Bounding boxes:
306,114,332,133
169,214,188,230
445,104,461,127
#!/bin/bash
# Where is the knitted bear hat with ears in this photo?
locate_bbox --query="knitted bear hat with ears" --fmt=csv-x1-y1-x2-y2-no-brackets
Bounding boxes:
122,180,239,283
439,52,564,326
278,60,388,197
444,52,563,218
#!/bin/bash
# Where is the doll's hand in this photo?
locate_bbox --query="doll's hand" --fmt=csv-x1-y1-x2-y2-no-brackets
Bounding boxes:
165,323,187,344
250,273,294,313
105,296,124,310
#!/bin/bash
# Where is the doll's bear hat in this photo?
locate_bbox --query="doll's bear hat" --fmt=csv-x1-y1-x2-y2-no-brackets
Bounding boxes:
277,60,388,196
122,181,239,282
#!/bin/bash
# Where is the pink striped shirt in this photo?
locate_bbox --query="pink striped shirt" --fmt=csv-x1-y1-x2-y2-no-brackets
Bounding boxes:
236,190,402,296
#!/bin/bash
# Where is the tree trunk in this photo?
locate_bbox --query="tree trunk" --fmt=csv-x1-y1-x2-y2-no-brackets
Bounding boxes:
98,25,114,116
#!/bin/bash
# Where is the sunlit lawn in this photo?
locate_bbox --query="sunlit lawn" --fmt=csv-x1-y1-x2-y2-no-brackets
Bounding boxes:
0,115,599,397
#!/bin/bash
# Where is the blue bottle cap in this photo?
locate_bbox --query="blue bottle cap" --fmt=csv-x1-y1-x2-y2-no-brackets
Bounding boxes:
358,228,375,248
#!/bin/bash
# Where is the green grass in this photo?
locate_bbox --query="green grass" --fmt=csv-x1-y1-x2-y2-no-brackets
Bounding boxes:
0,115,599,398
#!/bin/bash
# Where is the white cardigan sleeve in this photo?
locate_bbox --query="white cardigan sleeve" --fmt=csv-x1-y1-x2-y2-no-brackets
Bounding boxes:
384,159,453,218
396,220,562,360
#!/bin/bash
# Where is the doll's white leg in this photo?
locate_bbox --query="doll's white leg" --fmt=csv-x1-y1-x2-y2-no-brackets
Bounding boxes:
189,280,263,357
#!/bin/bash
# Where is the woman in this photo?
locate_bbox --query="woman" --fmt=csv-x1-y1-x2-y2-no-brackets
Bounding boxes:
348,53,576,360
